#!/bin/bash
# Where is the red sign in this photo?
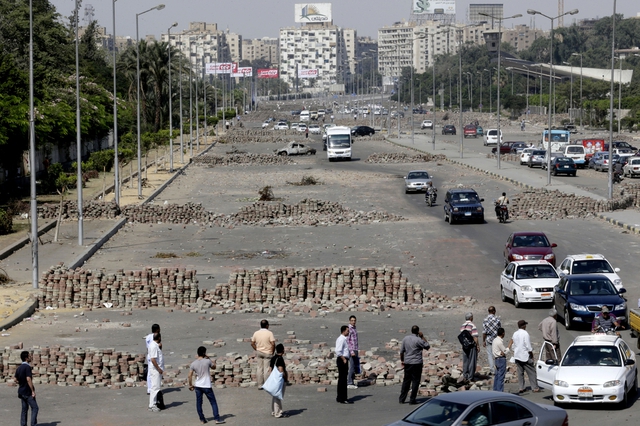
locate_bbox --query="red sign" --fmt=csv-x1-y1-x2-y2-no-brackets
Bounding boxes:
257,68,279,79
205,62,238,75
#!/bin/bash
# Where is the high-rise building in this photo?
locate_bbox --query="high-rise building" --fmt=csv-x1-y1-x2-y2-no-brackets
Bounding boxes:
469,4,504,26
162,22,225,72
241,38,279,65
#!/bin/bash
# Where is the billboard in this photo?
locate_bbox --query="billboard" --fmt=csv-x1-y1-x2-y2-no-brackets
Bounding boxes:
295,3,332,23
231,67,253,78
205,62,238,75
298,69,319,78
257,68,279,79
413,0,456,15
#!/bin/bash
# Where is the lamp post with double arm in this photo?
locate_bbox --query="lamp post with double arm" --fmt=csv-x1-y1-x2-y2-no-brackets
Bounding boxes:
571,53,583,131
167,22,177,172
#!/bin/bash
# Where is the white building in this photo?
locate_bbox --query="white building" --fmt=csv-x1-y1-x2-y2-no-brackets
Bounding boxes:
278,23,353,91
162,22,229,71
242,37,279,65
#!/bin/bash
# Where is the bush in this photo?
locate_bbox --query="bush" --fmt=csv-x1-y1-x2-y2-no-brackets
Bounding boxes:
89,150,115,172
0,208,13,235
258,186,274,201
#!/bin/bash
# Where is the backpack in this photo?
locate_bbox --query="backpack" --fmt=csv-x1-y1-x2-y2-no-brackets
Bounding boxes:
458,329,475,351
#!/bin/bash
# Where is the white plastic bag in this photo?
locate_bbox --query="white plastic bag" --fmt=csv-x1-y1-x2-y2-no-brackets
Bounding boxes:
262,368,284,400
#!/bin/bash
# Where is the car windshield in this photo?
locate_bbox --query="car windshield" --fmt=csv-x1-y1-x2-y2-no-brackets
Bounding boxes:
568,278,617,295
328,135,350,148
512,235,550,247
561,346,621,367
515,265,558,279
408,172,430,179
403,399,468,426
533,150,545,156
566,146,583,153
571,260,614,274
557,158,573,163
452,192,478,203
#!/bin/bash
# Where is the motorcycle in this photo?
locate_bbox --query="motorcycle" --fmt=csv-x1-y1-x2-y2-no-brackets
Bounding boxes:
613,171,623,184
425,187,437,207
592,324,622,336
494,201,509,223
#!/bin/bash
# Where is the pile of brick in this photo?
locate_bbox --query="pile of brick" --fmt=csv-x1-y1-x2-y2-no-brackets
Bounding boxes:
192,153,294,167
37,265,199,309
1,345,144,387
219,129,300,144
510,188,635,220
37,200,121,220
365,153,446,163
38,199,405,227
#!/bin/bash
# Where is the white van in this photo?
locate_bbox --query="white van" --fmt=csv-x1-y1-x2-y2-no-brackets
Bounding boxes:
300,110,310,122
325,126,352,161
563,145,586,168
483,129,503,146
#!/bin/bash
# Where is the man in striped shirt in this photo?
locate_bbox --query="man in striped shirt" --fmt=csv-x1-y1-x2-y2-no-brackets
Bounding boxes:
482,306,502,375
347,315,359,389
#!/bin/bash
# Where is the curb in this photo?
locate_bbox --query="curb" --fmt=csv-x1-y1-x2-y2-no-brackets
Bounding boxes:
0,220,57,261
0,297,38,332
597,213,640,235
68,217,128,269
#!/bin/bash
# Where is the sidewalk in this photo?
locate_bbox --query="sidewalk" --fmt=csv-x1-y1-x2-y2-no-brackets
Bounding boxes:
388,132,640,235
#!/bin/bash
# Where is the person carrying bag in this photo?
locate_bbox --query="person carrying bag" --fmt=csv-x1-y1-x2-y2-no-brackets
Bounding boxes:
263,344,288,418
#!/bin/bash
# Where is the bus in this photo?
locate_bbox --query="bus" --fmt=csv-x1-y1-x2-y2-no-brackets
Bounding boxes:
326,126,352,161
542,129,570,145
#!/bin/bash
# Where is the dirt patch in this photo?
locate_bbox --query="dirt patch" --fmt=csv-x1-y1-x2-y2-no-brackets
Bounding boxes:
0,282,37,322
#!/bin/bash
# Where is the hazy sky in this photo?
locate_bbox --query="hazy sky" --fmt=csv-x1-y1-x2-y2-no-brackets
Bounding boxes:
49,0,638,40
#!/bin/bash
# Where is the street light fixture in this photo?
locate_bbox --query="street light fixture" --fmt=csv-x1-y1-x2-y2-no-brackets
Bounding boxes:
465,71,473,112
571,53,583,131
607,1,617,200
167,22,178,172
562,61,573,121
522,65,530,116
136,4,165,198
477,71,483,112
112,0,120,207
479,12,523,170
527,8,579,183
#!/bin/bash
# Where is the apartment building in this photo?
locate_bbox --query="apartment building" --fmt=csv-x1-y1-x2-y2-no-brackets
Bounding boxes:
241,38,279,65
162,22,226,71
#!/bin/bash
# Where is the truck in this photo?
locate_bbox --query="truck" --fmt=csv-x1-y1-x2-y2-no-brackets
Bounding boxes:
580,139,605,164
630,308,640,349
325,126,352,162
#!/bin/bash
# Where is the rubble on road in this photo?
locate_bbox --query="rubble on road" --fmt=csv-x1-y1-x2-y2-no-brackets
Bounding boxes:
366,153,446,163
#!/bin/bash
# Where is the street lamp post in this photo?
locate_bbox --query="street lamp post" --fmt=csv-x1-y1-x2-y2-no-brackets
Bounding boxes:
527,8,579,183
523,65,529,116
608,0,617,200
465,72,473,112
571,53,583,130
112,0,120,206
563,61,573,121
29,0,38,288
136,4,165,198
477,71,483,112
484,68,492,114
75,0,83,245
167,22,177,172
480,12,523,170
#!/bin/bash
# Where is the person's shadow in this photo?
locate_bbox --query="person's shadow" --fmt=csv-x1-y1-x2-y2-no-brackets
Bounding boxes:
284,408,307,417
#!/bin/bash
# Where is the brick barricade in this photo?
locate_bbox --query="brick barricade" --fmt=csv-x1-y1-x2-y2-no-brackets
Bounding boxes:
37,265,199,310
365,153,446,163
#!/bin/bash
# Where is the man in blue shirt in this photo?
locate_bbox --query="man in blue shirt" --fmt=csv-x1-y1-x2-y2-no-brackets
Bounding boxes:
15,350,39,426
399,325,430,404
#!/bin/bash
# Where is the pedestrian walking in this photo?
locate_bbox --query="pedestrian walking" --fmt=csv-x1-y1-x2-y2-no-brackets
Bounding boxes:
335,325,353,404
399,325,430,404
491,328,509,392
148,333,164,412
509,320,541,393
15,350,39,426
460,313,479,382
347,315,360,389
482,306,501,375
188,346,225,424
268,344,288,418
538,309,560,362
251,319,276,389
145,323,160,395
305,127,309,138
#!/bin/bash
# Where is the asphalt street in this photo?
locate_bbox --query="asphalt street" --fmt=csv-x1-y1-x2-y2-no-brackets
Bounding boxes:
2,114,640,425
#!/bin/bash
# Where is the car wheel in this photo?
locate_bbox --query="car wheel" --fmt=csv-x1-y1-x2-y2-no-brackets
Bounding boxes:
500,285,507,302
528,163,532,168
619,384,629,409
514,292,521,308
552,169,557,176
572,173,576,177
478,215,484,224
307,151,313,155
444,210,448,222
449,214,455,225
564,308,572,330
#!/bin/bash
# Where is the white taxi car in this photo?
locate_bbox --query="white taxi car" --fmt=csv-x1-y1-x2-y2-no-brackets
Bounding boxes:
500,260,560,308
537,335,637,407
557,254,623,291
520,148,535,165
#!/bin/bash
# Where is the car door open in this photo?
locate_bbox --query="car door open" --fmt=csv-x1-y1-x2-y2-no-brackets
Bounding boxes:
536,342,559,389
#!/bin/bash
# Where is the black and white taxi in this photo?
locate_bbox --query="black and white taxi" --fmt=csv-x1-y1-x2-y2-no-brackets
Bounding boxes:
500,260,560,308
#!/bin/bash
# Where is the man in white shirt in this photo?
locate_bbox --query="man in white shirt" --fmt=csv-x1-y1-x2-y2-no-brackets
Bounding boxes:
145,323,160,395
508,320,540,393
491,328,510,392
148,333,164,412
188,346,224,424
335,325,352,404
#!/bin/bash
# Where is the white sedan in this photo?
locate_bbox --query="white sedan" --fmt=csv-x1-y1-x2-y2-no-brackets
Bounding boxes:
274,122,289,130
308,124,321,134
520,148,535,165
500,260,560,308
537,334,637,407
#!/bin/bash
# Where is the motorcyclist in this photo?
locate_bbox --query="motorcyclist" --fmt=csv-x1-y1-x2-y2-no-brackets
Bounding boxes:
613,159,624,182
495,192,509,218
425,181,437,203
591,306,623,333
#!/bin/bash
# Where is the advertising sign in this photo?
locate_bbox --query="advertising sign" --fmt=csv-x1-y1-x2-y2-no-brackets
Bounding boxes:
298,69,319,78
231,67,253,78
295,3,332,23
412,0,456,15
205,62,238,75
257,68,279,79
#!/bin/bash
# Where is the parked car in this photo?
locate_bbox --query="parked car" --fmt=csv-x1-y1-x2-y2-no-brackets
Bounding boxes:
509,142,529,154
351,125,375,137
274,122,289,130
492,143,514,155
385,391,568,426
537,334,637,407
588,151,606,169
412,108,427,114
443,188,484,224
623,156,640,177
391,110,405,118
404,170,433,193
308,124,321,134
504,231,557,266
500,260,560,308
463,125,477,138
612,141,637,151
520,148,535,165
442,125,456,135
261,121,270,129
421,120,433,129
483,129,502,146
553,274,627,330
550,157,577,176
527,150,547,168
591,152,620,172
563,123,578,134
475,126,483,136
274,142,316,156
296,123,307,132
290,122,300,130
557,254,623,291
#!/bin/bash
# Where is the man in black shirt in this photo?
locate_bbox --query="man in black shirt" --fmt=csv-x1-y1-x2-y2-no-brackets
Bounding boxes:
15,350,39,426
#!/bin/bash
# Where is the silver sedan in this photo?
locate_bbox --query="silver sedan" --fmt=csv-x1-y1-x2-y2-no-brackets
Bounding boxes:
404,170,433,194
